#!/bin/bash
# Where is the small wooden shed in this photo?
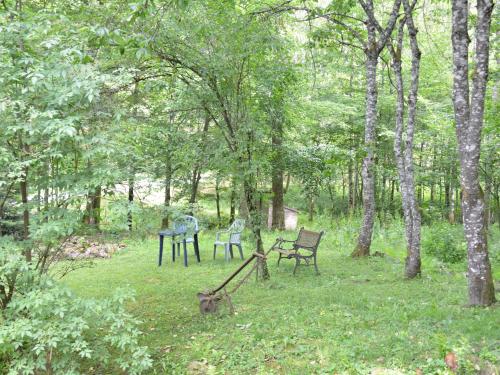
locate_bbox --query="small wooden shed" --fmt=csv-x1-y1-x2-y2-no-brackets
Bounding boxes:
267,204,299,230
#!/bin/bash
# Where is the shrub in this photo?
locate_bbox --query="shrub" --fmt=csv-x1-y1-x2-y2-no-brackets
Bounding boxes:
0,242,152,374
422,223,467,263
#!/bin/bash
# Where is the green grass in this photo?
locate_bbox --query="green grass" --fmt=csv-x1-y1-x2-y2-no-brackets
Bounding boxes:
62,216,500,374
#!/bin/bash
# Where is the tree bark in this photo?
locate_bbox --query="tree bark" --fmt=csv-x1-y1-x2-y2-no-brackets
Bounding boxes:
189,113,210,211
352,50,378,257
127,174,134,231
284,173,291,194
401,0,422,278
308,197,314,222
20,163,31,261
348,160,354,213
215,176,221,228
451,0,496,306
352,0,402,257
230,177,236,222
271,134,285,230
243,176,269,279
161,161,172,228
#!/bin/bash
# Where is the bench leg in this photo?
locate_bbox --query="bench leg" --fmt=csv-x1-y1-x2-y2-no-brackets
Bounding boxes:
277,253,282,266
293,258,300,275
314,256,320,275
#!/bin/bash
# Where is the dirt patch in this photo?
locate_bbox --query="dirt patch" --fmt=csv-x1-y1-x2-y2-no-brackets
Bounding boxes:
62,236,126,259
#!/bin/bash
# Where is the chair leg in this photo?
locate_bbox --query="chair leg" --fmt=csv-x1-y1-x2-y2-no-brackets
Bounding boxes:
224,244,229,262
237,244,244,260
229,244,234,259
194,243,200,263
213,244,217,260
172,242,175,262
177,242,181,257
183,240,188,267
158,235,164,266
194,234,200,262
293,258,300,275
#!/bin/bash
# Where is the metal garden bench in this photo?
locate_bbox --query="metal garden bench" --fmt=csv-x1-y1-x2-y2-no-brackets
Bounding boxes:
272,227,324,275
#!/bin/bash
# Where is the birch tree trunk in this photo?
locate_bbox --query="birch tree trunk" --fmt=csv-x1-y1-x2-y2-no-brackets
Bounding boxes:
352,48,378,257
402,0,422,278
390,1,422,278
352,0,402,257
451,0,496,306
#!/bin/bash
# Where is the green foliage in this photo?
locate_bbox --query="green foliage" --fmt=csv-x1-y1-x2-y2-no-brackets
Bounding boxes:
0,244,152,374
1,286,152,374
422,223,467,264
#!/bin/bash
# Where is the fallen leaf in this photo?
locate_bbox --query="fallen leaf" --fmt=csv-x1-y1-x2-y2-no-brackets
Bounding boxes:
445,352,458,372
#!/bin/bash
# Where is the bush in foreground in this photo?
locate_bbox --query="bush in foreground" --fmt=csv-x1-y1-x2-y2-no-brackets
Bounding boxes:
0,244,152,374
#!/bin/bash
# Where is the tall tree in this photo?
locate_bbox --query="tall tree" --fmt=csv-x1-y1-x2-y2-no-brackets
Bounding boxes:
384,0,422,278
351,0,402,256
451,0,496,305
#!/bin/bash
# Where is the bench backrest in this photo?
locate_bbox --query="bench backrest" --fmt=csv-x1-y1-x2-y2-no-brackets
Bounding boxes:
294,227,324,253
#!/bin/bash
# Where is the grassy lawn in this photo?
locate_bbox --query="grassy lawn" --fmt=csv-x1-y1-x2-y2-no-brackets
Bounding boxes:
62,217,500,374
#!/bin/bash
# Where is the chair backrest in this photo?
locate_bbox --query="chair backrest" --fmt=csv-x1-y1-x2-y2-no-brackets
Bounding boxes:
227,219,244,244
173,215,198,235
229,219,245,233
294,227,324,253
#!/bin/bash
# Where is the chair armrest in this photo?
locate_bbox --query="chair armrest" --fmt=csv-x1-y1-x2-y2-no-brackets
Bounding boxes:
273,238,296,251
215,230,229,241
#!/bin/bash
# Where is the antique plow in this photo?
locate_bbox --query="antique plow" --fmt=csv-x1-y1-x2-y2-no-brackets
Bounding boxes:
197,243,277,315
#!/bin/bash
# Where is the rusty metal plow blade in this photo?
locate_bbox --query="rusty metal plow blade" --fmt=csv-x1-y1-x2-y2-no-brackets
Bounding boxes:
198,246,275,315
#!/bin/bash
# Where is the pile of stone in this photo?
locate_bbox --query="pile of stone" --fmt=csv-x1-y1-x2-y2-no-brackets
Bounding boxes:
63,236,126,260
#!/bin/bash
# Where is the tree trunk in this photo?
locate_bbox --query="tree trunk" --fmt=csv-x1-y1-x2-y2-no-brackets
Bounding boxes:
308,196,314,222
189,113,210,212
451,0,496,306
271,139,285,230
348,160,354,213
400,0,422,278
449,185,456,224
352,0,402,257
20,166,31,262
230,178,236,223
128,174,134,231
161,162,172,228
189,169,202,207
352,51,378,257
215,176,221,228
284,173,291,194
354,160,360,210
243,176,269,280
271,172,285,230
327,182,336,219
92,187,101,228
